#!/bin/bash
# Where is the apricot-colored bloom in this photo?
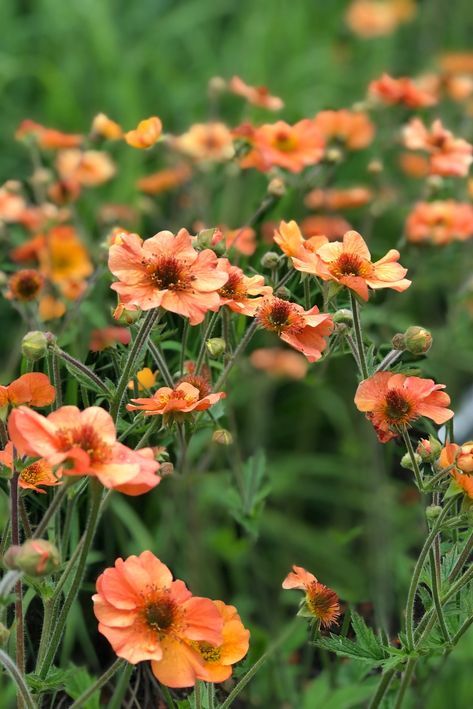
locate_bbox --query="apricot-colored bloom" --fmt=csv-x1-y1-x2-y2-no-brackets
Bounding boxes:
39,295,66,321
354,372,454,443
127,382,225,417
217,258,272,316
15,120,83,149
313,110,374,150
56,150,116,186
127,368,158,392
93,551,223,687
369,73,438,108
301,215,352,241
345,0,416,37
282,565,340,628
89,327,131,352
125,117,162,149
0,185,27,224
250,348,308,379
0,442,61,493
39,226,93,286
91,113,123,140
257,298,333,362
293,230,411,301
439,442,473,499
403,118,473,177
398,152,430,178
274,220,327,259
108,228,228,325
0,373,55,410
137,165,191,194
305,187,373,211
174,123,235,162
239,120,325,173
406,201,473,245
8,405,161,493
221,226,257,256
229,76,284,111
6,269,44,302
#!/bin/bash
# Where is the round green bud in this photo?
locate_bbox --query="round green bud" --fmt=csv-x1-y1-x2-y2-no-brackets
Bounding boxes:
21,330,48,361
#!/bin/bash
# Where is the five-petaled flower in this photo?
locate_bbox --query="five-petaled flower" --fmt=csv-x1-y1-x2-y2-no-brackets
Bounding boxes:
127,382,225,419
282,565,340,628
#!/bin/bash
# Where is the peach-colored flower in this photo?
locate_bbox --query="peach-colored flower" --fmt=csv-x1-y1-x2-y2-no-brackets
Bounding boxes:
354,372,454,443
39,295,66,321
137,165,191,194
313,110,374,150
89,327,131,352
229,76,284,111
38,225,93,286
345,0,416,38
0,373,55,409
108,228,228,325
0,441,61,494
127,368,158,392
0,185,27,223
91,113,123,140
221,226,257,256
369,73,438,108
125,117,162,149
398,152,430,178
439,442,473,474
174,123,235,162
406,201,473,245
301,215,352,241
8,405,161,493
439,52,473,76
93,551,223,687
403,118,473,177
6,269,44,302
293,230,411,301
282,565,340,628
127,382,225,417
15,120,83,149
56,150,116,186
305,187,373,211
238,120,325,173
257,298,333,362
250,348,308,379
274,220,327,259
217,258,272,316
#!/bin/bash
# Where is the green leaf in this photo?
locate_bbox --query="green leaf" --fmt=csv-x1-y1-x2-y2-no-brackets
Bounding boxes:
62,358,109,395
315,635,384,667
64,665,101,709
350,610,386,659
26,666,71,693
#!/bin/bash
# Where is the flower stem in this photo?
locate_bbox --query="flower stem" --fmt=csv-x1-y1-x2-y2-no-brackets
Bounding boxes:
10,463,25,695
375,349,403,373
148,339,174,388
55,348,111,397
448,528,473,581
33,484,69,539
0,649,35,709
50,350,62,407
195,311,219,375
402,430,423,491
213,320,258,392
393,658,417,709
428,548,450,643
349,292,368,379
70,658,126,708
368,668,396,709
194,681,202,709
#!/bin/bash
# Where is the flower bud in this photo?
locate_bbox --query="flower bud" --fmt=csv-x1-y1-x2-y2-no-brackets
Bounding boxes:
325,147,343,164
0,623,9,646
391,333,406,350
404,326,432,355
267,178,286,197
426,505,442,521
401,452,422,471
160,462,174,477
426,175,444,192
195,228,217,250
9,539,60,577
367,159,384,174
3,545,22,570
417,436,442,463
21,330,48,361
206,338,226,357
333,309,353,325
212,429,233,445
208,76,226,94
274,286,292,299
260,252,280,270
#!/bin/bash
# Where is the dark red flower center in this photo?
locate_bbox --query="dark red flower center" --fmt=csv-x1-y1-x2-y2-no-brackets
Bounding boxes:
145,597,177,632
56,424,111,463
218,271,246,300
146,256,190,291
383,389,413,424
331,253,371,278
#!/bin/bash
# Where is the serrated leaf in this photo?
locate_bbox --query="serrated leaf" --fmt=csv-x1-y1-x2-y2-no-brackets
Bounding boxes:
315,635,384,667
26,667,71,693
64,665,100,709
351,610,386,659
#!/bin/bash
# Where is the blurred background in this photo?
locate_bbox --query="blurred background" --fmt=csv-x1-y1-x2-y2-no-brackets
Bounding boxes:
1,0,473,706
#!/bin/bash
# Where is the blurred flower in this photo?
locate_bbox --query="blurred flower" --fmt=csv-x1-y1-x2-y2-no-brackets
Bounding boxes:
217,258,272,316
0,373,55,409
220,226,257,256
127,367,158,392
15,119,83,149
38,225,93,286
108,228,228,325
93,551,223,687
369,73,438,107
89,326,131,352
6,269,44,302
125,117,162,149
8,405,161,493
228,76,284,110
174,123,235,162
274,220,327,259
403,118,473,177
301,215,352,241
250,348,309,379
354,372,453,443
39,295,66,321
56,149,116,186
282,565,340,628
257,297,333,362
439,441,473,474
0,442,61,493
99,204,138,226
0,184,27,223
438,52,473,76
137,165,191,194
91,113,123,140
48,178,82,205
345,0,416,37
398,152,430,178
405,201,473,245
313,110,374,150
127,382,225,418
293,230,411,301
305,186,373,210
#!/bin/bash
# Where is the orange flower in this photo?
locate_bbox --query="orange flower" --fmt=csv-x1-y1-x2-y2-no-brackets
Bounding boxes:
305,186,373,211
403,118,473,177
89,327,131,352
93,551,223,687
174,123,235,162
301,215,352,241
56,149,116,186
8,405,161,493
406,201,473,245
0,185,27,223
15,120,83,149
345,0,416,38
221,226,257,256
250,348,309,379
6,269,44,302
108,228,228,325
137,165,191,194
127,367,158,392
91,113,123,140
293,230,411,301
398,152,430,178
438,52,473,76
217,258,272,316
239,120,325,173
0,442,61,493
282,565,340,628
274,220,327,259
354,372,454,443
369,73,438,108
0,373,55,410
228,76,284,111
313,110,374,150
256,298,333,362
439,442,473,474
39,295,66,321
125,117,162,149
127,382,225,417
38,226,93,285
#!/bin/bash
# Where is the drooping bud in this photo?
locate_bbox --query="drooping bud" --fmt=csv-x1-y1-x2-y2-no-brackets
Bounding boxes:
333,309,353,325
267,177,286,197
391,333,406,350
426,505,442,521
159,462,174,477
417,436,442,463
21,331,48,361
274,286,292,299
206,338,226,357
7,539,60,577
212,429,233,445
404,326,432,355
260,252,280,270
401,452,422,471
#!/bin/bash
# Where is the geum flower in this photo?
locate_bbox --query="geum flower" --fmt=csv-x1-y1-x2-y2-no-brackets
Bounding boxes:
405,201,473,245
8,406,161,495
93,551,223,688
217,258,272,316
368,73,438,108
274,220,327,259
0,373,55,410
282,565,340,628
125,117,162,149
439,442,473,499
292,230,411,301
228,76,284,110
313,110,374,150
257,297,333,363
354,372,454,443
403,118,473,177
0,442,61,494
15,119,83,149
108,228,229,325
127,382,225,419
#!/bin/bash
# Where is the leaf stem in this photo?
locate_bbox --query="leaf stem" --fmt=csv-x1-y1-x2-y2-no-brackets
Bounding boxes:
349,292,368,379
0,649,35,709
70,658,126,708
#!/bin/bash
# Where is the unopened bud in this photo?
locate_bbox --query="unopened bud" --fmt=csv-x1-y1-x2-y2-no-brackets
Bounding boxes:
195,228,218,250
274,286,291,299
160,462,174,477
401,452,422,471
426,505,442,521
426,175,444,192
3,545,22,570
417,436,442,463
368,159,383,174
391,333,406,350
206,338,226,357
404,326,432,355
21,331,48,361
333,309,353,325
212,429,233,445
8,539,60,577
260,252,280,269
0,623,9,646
267,178,286,197
208,76,226,94
325,147,343,163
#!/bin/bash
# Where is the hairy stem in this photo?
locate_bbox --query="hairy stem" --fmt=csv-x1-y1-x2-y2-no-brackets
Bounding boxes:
349,292,368,379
